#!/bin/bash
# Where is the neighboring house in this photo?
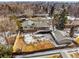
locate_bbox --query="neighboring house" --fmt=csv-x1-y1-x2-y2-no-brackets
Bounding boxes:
33,14,49,17
21,17,51,30
65,19,79,37
67,16,79,20
65,20,79,28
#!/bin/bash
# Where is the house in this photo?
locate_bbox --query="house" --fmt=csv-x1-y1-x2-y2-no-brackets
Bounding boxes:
21,17,51,31
65,20,79,28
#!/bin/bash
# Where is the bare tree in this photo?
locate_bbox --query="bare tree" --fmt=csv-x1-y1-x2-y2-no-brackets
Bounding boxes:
24,8,34,17
0,17,17,44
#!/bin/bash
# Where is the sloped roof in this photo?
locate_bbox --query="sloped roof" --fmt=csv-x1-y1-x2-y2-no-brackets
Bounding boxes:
65,20,79,28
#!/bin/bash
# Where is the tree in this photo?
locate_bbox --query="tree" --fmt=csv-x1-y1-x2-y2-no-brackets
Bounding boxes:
56,5,68,30
0,17,17,44
0,44,13,58
49,4,56,30
69,26,75,37
53,12,60,27
9,15,22,32
24,8,34,18
49,4,55,17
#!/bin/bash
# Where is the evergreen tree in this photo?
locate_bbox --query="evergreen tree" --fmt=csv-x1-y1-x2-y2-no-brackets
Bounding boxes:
56,5,68,30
